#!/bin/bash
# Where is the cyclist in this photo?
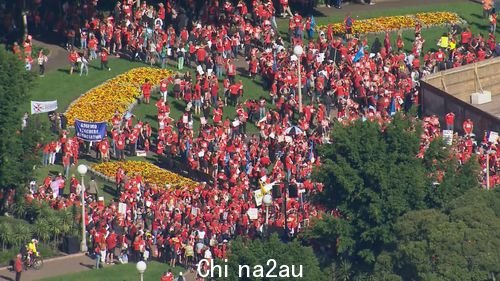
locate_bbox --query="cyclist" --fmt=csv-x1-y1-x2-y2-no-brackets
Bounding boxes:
26,239,39,263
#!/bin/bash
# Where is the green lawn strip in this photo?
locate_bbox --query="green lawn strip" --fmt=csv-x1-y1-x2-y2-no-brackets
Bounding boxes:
277,1,493,53
39,262,185,281
29,59,146,113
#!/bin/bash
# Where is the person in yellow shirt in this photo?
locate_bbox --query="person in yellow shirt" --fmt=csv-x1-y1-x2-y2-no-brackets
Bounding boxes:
27,239,39,258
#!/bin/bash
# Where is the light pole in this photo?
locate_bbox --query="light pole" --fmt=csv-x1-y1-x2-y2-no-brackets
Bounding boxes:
136,261,147,281
263,194,273,226
21,11,28,39
77,164,88,252
486,149,496,190
293,45,304,113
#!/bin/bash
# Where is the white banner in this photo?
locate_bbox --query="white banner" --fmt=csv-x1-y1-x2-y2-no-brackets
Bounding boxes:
31,100,58,114
442,130,453,146
489,131,499,144
118,202,127,215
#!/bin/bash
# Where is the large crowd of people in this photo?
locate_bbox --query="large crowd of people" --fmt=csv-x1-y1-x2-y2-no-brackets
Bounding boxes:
6,0,500,279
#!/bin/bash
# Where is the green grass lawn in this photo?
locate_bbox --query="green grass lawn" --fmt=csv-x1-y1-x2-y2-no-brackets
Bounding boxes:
39,262,185,281
276,1,494,54
28,0,491,197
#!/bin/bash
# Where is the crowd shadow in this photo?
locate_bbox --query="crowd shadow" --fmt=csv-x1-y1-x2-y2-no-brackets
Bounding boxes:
78,262,94,270
57,68,70,74
0,275,14,281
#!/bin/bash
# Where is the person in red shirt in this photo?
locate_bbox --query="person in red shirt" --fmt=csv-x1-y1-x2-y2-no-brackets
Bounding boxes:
14,253,23,281
68,49,79,75
142,79,152,104
99,139,110,161
445,112,455,131
463,118,474,135
226,59,236,83
101,48,110,71
106,229,117,264
161,270,174,281
116,133,126,160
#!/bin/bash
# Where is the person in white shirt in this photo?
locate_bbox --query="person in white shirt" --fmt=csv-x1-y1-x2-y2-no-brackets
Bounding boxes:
80,55,89,76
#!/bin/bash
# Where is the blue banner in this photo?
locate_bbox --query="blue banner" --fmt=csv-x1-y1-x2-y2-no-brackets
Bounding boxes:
75,119,107,142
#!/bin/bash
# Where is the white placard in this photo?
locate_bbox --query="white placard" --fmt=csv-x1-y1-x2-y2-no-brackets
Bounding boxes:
489,131,499,144
232,120,240,127
200,117,207,125
118,202,127,215
197,65,204,75
442,130,453,146
247,208,258,220
316,53,325,63
182,115,188,123
254,189,263,207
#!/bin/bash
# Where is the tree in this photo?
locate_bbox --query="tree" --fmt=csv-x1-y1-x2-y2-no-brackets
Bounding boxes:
383,189,500,280
219,234,327,281
0,47,43,213
309,114,480,276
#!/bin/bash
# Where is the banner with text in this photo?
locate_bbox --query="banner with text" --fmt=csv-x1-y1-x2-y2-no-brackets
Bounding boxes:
75,119,107,142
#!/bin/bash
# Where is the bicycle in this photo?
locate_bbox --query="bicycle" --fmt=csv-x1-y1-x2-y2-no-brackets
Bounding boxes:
23,254,44,270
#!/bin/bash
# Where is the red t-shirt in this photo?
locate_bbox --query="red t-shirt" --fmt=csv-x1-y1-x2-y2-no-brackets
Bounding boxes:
106,233,117,249
101,52,108,62
142,83,152,97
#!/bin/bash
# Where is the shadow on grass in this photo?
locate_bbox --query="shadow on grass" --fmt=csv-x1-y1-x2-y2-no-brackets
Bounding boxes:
470,22,490,31
0,275,14,281
171,100,187,112
145,114,158,123
102,184,117,197
236,67,249,76
57,68,70,74
470,13,484,19
79,262,94,270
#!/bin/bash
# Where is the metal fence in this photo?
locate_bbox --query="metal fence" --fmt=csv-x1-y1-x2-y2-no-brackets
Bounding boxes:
420,81,500,136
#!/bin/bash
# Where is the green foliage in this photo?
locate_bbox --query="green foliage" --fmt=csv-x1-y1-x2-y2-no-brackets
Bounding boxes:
219,234,326,281
0,47,46,210
0,216,32,249
384,189,500,280
309,115,480,277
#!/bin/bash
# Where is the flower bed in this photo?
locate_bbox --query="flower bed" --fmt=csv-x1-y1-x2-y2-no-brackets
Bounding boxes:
318,12,465,35
92,161,198,189
65,67,173,126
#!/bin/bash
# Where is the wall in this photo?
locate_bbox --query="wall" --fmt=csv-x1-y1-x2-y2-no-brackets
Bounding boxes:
423,57,500,103
420,81,500,136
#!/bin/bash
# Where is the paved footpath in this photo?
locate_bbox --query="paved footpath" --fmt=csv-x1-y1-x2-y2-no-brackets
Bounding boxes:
0,254,196,281
0,253,93,281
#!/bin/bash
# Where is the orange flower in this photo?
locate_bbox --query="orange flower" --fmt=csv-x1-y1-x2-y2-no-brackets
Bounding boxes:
65,67,173,126
92,161,198,189
318,12,463,35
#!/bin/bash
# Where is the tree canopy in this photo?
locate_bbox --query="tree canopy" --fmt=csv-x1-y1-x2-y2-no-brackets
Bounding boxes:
0,47,43,211
219,234,327,281
378,189,500,280
308,114,480,277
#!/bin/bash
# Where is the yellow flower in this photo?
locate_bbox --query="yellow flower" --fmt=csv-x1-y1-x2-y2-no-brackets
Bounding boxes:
65,67,173,126
92,161,198,189
318,12,463,35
